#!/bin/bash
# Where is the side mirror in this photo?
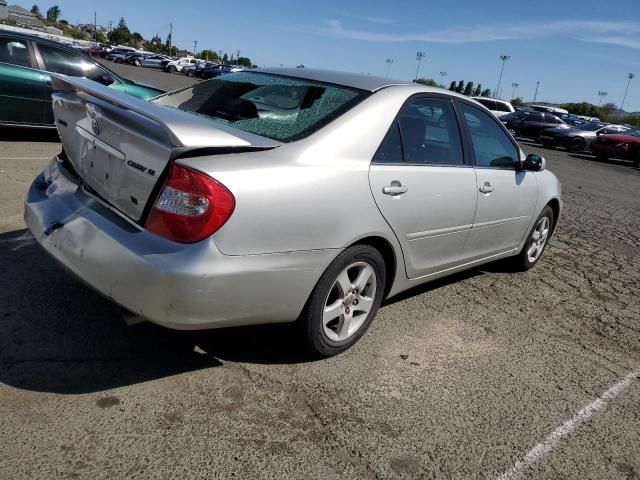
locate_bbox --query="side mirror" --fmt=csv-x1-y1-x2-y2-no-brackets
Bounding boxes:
100,74,115,86
523,153,546,172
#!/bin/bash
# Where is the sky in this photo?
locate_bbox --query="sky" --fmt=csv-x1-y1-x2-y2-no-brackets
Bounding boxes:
16,0,640,111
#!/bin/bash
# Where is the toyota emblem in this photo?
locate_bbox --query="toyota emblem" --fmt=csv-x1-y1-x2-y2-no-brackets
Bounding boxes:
91,119,100,135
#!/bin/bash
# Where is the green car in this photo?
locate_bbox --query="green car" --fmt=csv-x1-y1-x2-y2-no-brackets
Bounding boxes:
0,31,164,128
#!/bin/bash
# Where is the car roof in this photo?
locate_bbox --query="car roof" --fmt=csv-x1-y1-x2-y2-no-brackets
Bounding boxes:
255,68,413,92
0,29,81,50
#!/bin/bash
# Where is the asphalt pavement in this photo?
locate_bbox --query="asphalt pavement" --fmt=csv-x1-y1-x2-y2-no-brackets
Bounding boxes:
0,64,639,480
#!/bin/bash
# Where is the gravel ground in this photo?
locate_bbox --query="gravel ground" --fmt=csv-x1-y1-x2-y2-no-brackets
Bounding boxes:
0,65,639,480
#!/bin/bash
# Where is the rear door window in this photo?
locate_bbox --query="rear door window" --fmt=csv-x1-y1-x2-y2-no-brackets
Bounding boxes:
0,37,33,68
36,43,111,84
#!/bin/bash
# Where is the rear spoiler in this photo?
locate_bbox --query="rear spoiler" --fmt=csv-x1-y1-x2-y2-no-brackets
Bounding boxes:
50,74,281,150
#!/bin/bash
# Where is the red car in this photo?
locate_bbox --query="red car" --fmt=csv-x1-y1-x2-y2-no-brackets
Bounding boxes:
591,129,640,167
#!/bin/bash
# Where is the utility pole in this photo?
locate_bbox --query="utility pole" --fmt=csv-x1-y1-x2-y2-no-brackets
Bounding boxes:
415,51,425,81
597,91,608,106
494,54,510,98
511,82,519,100
533,81,540,103
218,50,223,63
440,71,447,88
168,23,173,56
237,49,240,65
193,40,198,57
385,58,393,78
619,73,635,118
94,11,97,42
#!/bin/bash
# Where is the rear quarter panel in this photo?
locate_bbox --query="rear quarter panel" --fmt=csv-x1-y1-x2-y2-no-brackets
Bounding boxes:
176,87,417,257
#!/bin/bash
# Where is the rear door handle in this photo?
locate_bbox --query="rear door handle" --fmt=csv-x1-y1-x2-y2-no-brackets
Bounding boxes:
479,182,494,194
383,181,408,196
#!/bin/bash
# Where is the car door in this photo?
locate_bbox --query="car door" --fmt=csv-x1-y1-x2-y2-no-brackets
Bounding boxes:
519,112,545,137
369,96,478,279
0,36,47,126
33,42,117,124
457,101,537,261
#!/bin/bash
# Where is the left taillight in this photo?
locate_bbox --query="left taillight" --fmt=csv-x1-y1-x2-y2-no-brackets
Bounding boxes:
145,163,235,243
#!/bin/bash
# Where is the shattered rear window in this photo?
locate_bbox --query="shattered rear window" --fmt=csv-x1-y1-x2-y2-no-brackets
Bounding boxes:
151,72,369,142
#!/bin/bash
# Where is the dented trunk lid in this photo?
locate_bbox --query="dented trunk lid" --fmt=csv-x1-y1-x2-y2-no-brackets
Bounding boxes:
51,75,279,222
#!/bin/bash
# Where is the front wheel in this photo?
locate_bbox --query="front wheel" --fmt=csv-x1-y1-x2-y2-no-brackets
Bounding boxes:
509,206,554,271
569,137,585,153
299,245,386,357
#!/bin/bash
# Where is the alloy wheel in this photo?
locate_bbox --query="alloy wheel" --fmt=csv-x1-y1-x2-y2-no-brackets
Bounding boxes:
527,216,550,263
322,262,377,342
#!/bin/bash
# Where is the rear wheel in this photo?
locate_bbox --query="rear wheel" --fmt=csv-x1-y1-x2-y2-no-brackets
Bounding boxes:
569,137,585,153
509,206,554,271
299,245,386,357
168,65,177,74
187,69,194,77
134,59,141,67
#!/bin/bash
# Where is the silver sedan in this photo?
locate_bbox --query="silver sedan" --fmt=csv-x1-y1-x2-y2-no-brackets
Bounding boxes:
25,69,562,357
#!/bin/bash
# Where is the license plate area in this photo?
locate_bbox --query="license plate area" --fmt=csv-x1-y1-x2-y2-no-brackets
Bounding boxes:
75,126,126,201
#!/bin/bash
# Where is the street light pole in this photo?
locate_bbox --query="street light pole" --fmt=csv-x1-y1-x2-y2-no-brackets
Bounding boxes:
597,90,608,106
533,81,540,103
385,58,394,78
494,55,510,98
415,51,425,81
619,73,635,117
440,71,447,88
511,82,519,101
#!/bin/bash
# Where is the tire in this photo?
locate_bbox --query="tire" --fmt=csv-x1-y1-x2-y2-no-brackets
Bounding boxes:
298,245,386,357
134,60,141,67
187,69,194,77
168,65,176,74
631,149,640,168
569,137,585,154
509,206,554,272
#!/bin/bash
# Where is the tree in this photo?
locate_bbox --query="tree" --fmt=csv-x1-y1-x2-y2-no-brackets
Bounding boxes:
108,27,130,45
146,34,162,52
117,17,129,31
30,5,41,17
413,78,438,87
222,53,229,63
46,5,61,22
473,84,482,96
511,97,524,107
95,30,107,43
558,102,601,118
448,81,457,91
480,89,492,97
600,102,617,119
463,81,474,96
622,115,640,127
236,56,252,67
455,80,464,93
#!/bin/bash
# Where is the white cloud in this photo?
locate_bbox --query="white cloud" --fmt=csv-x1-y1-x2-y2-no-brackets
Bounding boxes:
317,19,640,50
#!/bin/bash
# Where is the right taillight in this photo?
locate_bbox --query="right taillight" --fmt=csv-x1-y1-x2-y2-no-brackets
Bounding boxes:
145,163,235,243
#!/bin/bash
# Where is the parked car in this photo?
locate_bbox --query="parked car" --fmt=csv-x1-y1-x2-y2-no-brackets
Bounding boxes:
591,129,640,166
200,64,226,79
0,31,165,128
539,122,630,153
131,53,171,69
557,113,587,127
182,60,212,77
530,105,569,115
25,68,561,357
106,47,137,63
87,44,112,58
501,111,570,139
471,97,515,117
165,57,199,73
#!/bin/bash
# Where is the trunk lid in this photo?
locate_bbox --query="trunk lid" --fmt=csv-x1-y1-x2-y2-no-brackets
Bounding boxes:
51,75,279,222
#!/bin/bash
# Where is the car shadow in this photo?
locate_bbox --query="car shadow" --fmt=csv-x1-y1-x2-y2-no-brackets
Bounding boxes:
0,229,312,395
0,128,60,143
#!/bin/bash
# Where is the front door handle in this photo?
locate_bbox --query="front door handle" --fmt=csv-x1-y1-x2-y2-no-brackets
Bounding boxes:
479,182,494,194
383,181,408,196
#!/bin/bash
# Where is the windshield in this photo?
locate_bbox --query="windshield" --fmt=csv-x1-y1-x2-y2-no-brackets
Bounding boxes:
152,72,369,142
627,129,640,137
501,111,530,120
